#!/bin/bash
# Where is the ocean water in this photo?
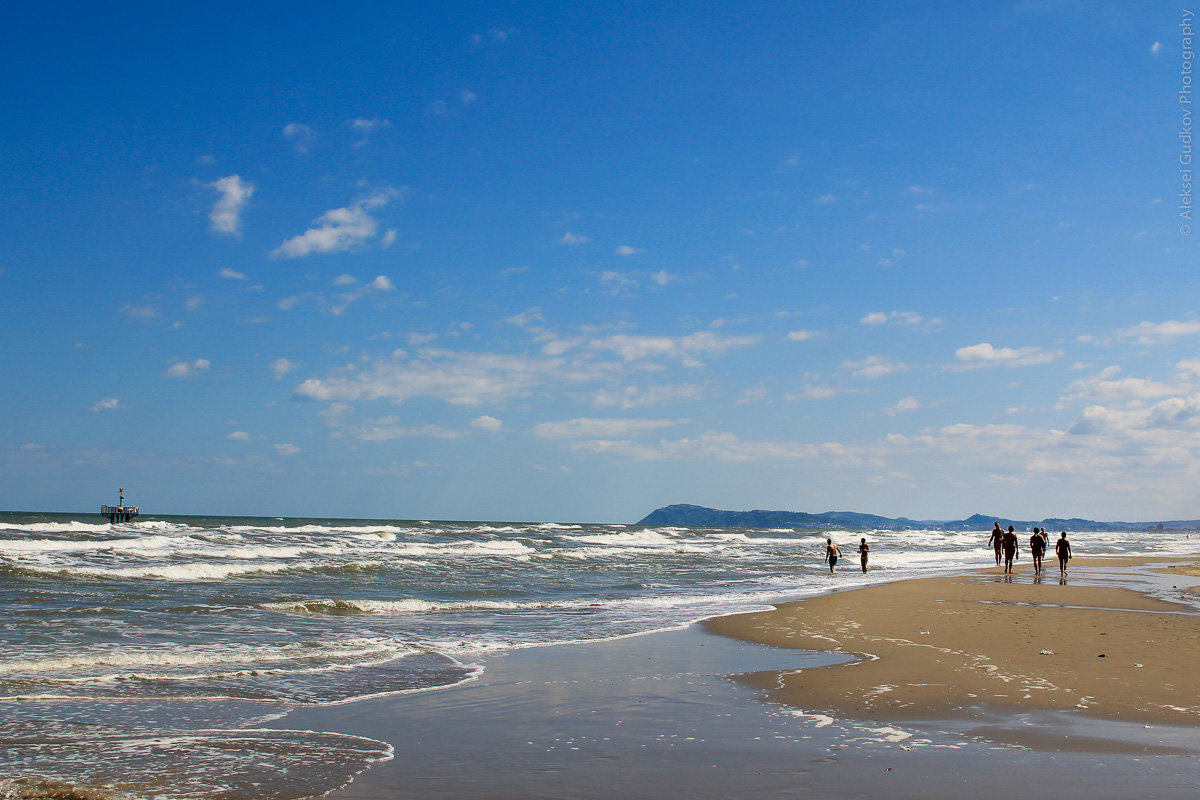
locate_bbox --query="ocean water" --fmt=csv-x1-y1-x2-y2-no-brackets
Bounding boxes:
0,512,1196,800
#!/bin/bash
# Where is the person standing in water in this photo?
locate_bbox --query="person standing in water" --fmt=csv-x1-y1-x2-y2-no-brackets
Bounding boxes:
858,537,870,573
1055,531,1072,576
988,522,1004,566
1029,527,1046,573
1002,525,1019,573
824,538,841,573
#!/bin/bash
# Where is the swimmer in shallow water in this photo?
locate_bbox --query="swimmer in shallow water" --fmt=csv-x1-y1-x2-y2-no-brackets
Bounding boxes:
824,538,841,573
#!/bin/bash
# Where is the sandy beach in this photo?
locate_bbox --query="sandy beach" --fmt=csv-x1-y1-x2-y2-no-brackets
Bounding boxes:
282,555,1200,799
706,556,1200,730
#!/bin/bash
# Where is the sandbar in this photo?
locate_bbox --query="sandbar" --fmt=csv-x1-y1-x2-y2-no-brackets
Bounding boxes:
705,556,1200,727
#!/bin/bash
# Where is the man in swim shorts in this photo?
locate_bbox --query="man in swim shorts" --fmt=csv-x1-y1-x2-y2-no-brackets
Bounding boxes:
824,538,841,573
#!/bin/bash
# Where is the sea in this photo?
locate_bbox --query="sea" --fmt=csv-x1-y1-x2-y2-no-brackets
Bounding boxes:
1,511,1197,800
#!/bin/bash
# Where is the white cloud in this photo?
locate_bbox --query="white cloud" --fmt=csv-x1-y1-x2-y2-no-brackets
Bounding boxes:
227,431,252,441
1118,320,1200,344
1057,365,1182,408
615,245,644,256
122,304,160,322
208,175,254,236
218,267,247,280
349,118,390,146
843,355,908,378
533,417,687,440
284,122,317,152
90,397,122,412
329,274,395,315
588,331,759,364
543,337,586,356
591,384,704,409
558,232,590,246
565,431,847,463
599,270,638,293
163,358,210,378
271,358,296,379
814,194,838,205
1175,358,1200,378
506,308,546,329
471,415,503,432
274,443,302,456
861,310,926,326
381,229,397,248
884,396,921,416
738,383,768,405
788,384,859,400
1151,41,1164,54
953,342,1061,368
333,417,464,441
294,330,749,418
650,270,677,286
294,349,565,406
271,189,398,258
787,329,823,341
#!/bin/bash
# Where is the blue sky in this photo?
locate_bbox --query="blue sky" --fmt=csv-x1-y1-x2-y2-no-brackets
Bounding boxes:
2,1,1198,522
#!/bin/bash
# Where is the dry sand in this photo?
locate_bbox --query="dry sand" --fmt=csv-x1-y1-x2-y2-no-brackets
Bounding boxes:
705,556,1200,727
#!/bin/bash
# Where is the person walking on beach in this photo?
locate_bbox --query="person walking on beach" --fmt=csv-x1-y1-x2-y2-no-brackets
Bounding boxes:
1002,525,1019,573
858,537,870,573
988,522,1004,565
824,538,841,573
1029,527,1046,573
1055,531,1072,576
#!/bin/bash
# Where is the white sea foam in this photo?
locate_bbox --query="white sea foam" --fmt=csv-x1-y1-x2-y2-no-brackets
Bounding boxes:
0,520,112,533
261,597,592,615
0,637,416,683
6,559,324,581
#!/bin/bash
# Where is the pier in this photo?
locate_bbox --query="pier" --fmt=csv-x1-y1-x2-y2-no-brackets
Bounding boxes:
101,488,139,523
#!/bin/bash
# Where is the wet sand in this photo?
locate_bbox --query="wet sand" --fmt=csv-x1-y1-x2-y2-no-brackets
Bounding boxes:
282,556,1200,799
707,556,1200,728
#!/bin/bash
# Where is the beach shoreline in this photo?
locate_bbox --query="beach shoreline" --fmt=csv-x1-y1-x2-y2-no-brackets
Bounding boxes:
282,555,1200,799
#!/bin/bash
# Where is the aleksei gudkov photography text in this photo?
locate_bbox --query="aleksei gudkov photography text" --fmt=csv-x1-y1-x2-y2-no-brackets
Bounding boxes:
1181,8,1194,235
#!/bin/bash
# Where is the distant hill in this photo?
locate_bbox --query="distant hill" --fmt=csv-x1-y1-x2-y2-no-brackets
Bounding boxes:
636,504,1200,532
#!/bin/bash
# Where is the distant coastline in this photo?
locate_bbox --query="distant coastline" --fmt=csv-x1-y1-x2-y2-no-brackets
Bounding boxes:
637,503,1200,532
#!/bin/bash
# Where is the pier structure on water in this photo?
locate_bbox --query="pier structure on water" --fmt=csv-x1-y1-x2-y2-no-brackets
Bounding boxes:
101,488,139,523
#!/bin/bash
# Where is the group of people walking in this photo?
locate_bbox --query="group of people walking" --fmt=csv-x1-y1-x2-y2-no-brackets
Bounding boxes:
989,522,1072,576
820,524,1076,578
